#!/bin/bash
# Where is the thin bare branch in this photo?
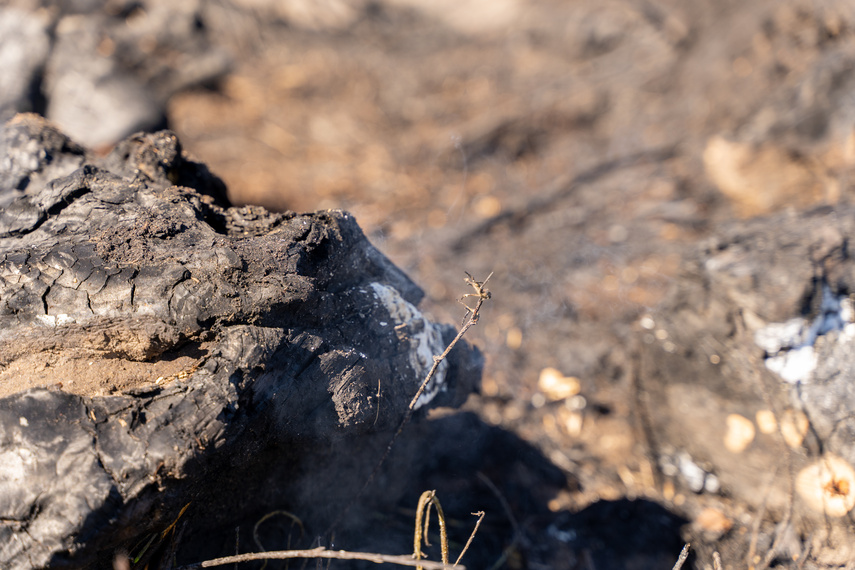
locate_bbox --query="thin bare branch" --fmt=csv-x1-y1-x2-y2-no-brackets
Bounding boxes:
175,547,461,570
671,544,691,570
454,512,484,567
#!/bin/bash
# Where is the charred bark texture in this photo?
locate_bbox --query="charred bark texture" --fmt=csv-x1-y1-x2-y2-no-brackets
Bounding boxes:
0,114,481,569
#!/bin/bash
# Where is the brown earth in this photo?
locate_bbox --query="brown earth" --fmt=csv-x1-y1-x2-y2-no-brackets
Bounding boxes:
6,0,855,567
0,341,207,399
158,0,855,567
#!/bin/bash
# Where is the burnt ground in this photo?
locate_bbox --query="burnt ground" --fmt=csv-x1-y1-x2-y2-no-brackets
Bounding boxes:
156,0,855,568
159,1,855,567
6,0,855,568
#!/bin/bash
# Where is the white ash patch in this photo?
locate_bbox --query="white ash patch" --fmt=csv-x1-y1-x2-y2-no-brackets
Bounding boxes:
755,283,855,384
35,313,76,326
660,450,720,494
369,282,448,409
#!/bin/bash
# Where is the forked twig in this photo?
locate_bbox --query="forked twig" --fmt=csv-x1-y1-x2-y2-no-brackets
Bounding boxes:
455,512,484,567
457,272,492,326
410,272,492,409
414,491,449,569
413,491,483,570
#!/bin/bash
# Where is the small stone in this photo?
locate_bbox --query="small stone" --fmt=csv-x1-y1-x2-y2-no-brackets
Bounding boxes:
537,367,581,401
796,455,855,517
695,507,733,534
724,413,755,453
755,410,777,434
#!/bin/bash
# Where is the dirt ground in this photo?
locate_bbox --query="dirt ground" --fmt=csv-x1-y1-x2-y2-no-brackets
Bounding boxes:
65,0,855,567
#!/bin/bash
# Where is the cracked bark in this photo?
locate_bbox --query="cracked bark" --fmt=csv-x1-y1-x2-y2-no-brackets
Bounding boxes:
0,114,482,569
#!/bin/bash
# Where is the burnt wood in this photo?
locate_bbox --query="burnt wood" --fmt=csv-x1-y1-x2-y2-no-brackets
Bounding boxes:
0,114,481,569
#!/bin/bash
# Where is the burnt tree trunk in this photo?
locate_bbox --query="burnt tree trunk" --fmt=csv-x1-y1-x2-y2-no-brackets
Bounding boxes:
0,114,481,569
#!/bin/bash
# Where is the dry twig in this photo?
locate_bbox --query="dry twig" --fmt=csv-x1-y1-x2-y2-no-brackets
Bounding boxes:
672,544,691,570
413,490,484,570
414,491,449,569
174,547,459,569
455,512,485,567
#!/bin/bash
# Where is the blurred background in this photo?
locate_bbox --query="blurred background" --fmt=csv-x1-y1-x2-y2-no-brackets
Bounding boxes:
3,0,855,566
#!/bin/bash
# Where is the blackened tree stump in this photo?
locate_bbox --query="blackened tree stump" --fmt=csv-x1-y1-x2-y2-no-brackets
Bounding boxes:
0,114,481,569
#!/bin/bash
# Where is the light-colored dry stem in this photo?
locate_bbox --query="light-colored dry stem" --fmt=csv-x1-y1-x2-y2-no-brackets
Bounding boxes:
175,547,459,569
